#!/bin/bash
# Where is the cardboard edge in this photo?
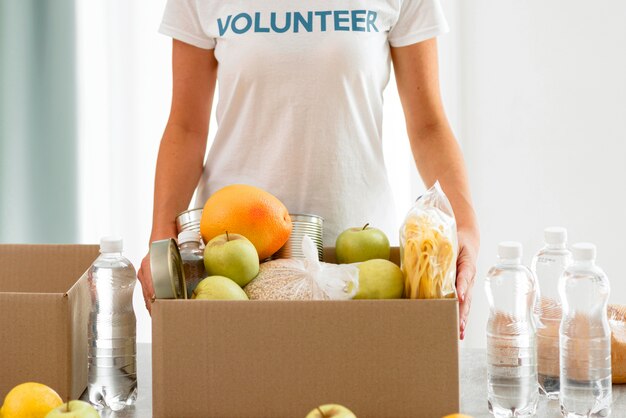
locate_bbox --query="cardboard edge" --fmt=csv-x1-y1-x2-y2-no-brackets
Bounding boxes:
65,269,91,399
152,301,165,417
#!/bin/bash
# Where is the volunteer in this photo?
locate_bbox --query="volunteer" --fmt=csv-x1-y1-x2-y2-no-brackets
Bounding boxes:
138,0,480,339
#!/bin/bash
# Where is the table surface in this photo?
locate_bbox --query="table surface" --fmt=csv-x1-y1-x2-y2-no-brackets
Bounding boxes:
87,344,625,417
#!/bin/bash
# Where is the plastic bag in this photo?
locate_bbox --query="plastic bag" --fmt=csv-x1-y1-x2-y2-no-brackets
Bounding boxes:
244,235,359,300
609,304,626,384
400,181,458,299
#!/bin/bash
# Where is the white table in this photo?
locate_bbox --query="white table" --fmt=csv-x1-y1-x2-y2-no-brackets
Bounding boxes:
84,344,626,417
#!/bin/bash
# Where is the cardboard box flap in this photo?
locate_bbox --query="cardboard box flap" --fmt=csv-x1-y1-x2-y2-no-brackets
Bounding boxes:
0,293,70,399
0,244,99,293
66,271,92,398
153,299,460,418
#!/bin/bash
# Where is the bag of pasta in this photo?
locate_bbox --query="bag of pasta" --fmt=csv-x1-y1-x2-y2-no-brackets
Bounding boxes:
400,181,458,299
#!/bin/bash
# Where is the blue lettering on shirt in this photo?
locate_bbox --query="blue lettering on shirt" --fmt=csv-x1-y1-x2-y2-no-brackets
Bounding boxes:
218,10,380,35
351,10,366,32
334,10,350,31
232,13,252,34
254,12,270,33
217,15,232,37
294,11,313,33
270,11,291,33
367,11,379,32
314,11,332,32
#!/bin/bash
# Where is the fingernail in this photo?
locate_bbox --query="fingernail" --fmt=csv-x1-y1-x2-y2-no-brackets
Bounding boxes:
459,292,465,302
461,319,466,330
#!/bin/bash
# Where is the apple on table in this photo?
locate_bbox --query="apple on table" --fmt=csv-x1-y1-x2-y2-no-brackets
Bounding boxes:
335,224,390,264
45,400,99,418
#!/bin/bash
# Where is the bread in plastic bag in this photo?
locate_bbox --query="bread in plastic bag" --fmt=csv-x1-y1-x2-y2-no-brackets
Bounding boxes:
244,235,359,300
400,181,458,299
609,304,626,384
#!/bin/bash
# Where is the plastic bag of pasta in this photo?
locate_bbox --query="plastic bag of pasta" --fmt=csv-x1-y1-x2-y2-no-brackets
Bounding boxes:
400,181,458,299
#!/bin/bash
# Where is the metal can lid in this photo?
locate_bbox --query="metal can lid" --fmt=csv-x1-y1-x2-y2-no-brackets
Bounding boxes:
150,238,187,299
175,208,203,232
289,213,324,225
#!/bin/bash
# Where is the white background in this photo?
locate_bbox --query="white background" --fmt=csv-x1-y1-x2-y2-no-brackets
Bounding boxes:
75,0,626,346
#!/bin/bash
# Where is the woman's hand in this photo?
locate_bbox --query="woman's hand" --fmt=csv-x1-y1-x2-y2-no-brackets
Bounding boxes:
137,253,155,314
456,228,480,340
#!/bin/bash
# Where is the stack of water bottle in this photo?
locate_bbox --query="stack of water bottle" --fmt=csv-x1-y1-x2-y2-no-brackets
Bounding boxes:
486,227,612,418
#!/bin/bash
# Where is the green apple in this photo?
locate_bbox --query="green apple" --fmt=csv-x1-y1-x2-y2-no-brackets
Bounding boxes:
335,224,390,264
354,259,404,299
204,232,259,287
192,276,249,300
45,400,99,418
305,404,357,418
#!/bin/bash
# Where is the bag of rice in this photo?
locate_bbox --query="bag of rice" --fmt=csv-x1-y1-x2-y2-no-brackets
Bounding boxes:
244,236,359,301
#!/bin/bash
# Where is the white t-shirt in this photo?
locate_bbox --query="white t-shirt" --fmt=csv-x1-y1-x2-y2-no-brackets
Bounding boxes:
159,0,448,245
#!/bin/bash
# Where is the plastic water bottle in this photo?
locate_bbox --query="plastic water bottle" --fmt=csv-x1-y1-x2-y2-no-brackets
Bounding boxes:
485,242,538,418
559,243,611,417
178,230,206,298
531,227,572,399
87,237,137,410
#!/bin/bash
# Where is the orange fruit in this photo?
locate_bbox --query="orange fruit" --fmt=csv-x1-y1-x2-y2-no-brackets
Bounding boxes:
200,184,292,260
0,382,62,418
442,414,473,418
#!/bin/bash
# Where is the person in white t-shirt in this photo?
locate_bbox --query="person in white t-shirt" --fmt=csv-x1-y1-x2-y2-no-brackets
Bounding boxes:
138,0,480,339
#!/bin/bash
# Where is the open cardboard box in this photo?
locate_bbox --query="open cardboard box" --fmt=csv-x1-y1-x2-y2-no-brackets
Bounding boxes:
152,247,460,418
0,244,99,400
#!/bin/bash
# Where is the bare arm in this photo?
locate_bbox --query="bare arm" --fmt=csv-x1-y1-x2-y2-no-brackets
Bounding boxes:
138,40,218,311
391,39,479,339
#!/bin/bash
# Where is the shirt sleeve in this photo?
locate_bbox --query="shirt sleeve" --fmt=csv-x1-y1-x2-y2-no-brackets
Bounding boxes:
388,0,450,47
159,0,215,50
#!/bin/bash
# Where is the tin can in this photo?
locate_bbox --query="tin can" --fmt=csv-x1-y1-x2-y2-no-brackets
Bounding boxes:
175,208,203,234
150,238,187,299
273,213,324,261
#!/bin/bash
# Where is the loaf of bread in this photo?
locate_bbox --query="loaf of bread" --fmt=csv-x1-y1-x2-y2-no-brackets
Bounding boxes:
609,304,626,384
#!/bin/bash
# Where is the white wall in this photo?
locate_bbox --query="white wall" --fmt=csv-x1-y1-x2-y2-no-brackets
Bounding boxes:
76,0,172,343
459,0,626,347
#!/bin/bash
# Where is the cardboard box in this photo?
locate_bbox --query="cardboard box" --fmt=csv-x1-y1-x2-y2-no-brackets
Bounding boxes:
0,244,99,400
152,248,460,418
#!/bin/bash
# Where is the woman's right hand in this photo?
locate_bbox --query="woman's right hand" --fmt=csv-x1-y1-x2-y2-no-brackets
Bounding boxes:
137,253,155,314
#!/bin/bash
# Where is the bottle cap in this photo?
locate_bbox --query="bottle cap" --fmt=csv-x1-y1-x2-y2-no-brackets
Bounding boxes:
498,241,522,260
175,208,203,234
544,226,567,245
100,236,123,253
572,242,596,261
178,230,201,245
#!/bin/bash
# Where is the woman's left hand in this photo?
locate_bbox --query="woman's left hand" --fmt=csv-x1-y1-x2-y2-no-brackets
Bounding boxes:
456,228,480,340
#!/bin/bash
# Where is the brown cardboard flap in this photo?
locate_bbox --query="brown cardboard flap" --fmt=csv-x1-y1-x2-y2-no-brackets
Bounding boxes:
0,293,70,399
0,244,99,293
153,299,460,418
66,271,91,398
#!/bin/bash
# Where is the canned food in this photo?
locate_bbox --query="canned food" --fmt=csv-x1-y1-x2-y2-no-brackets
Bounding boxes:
273,213,324,261
150,238,187,299
175,208,203,234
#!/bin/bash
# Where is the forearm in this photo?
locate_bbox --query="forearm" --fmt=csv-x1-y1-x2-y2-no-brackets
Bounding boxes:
150,123,208,242
408,123,479,242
